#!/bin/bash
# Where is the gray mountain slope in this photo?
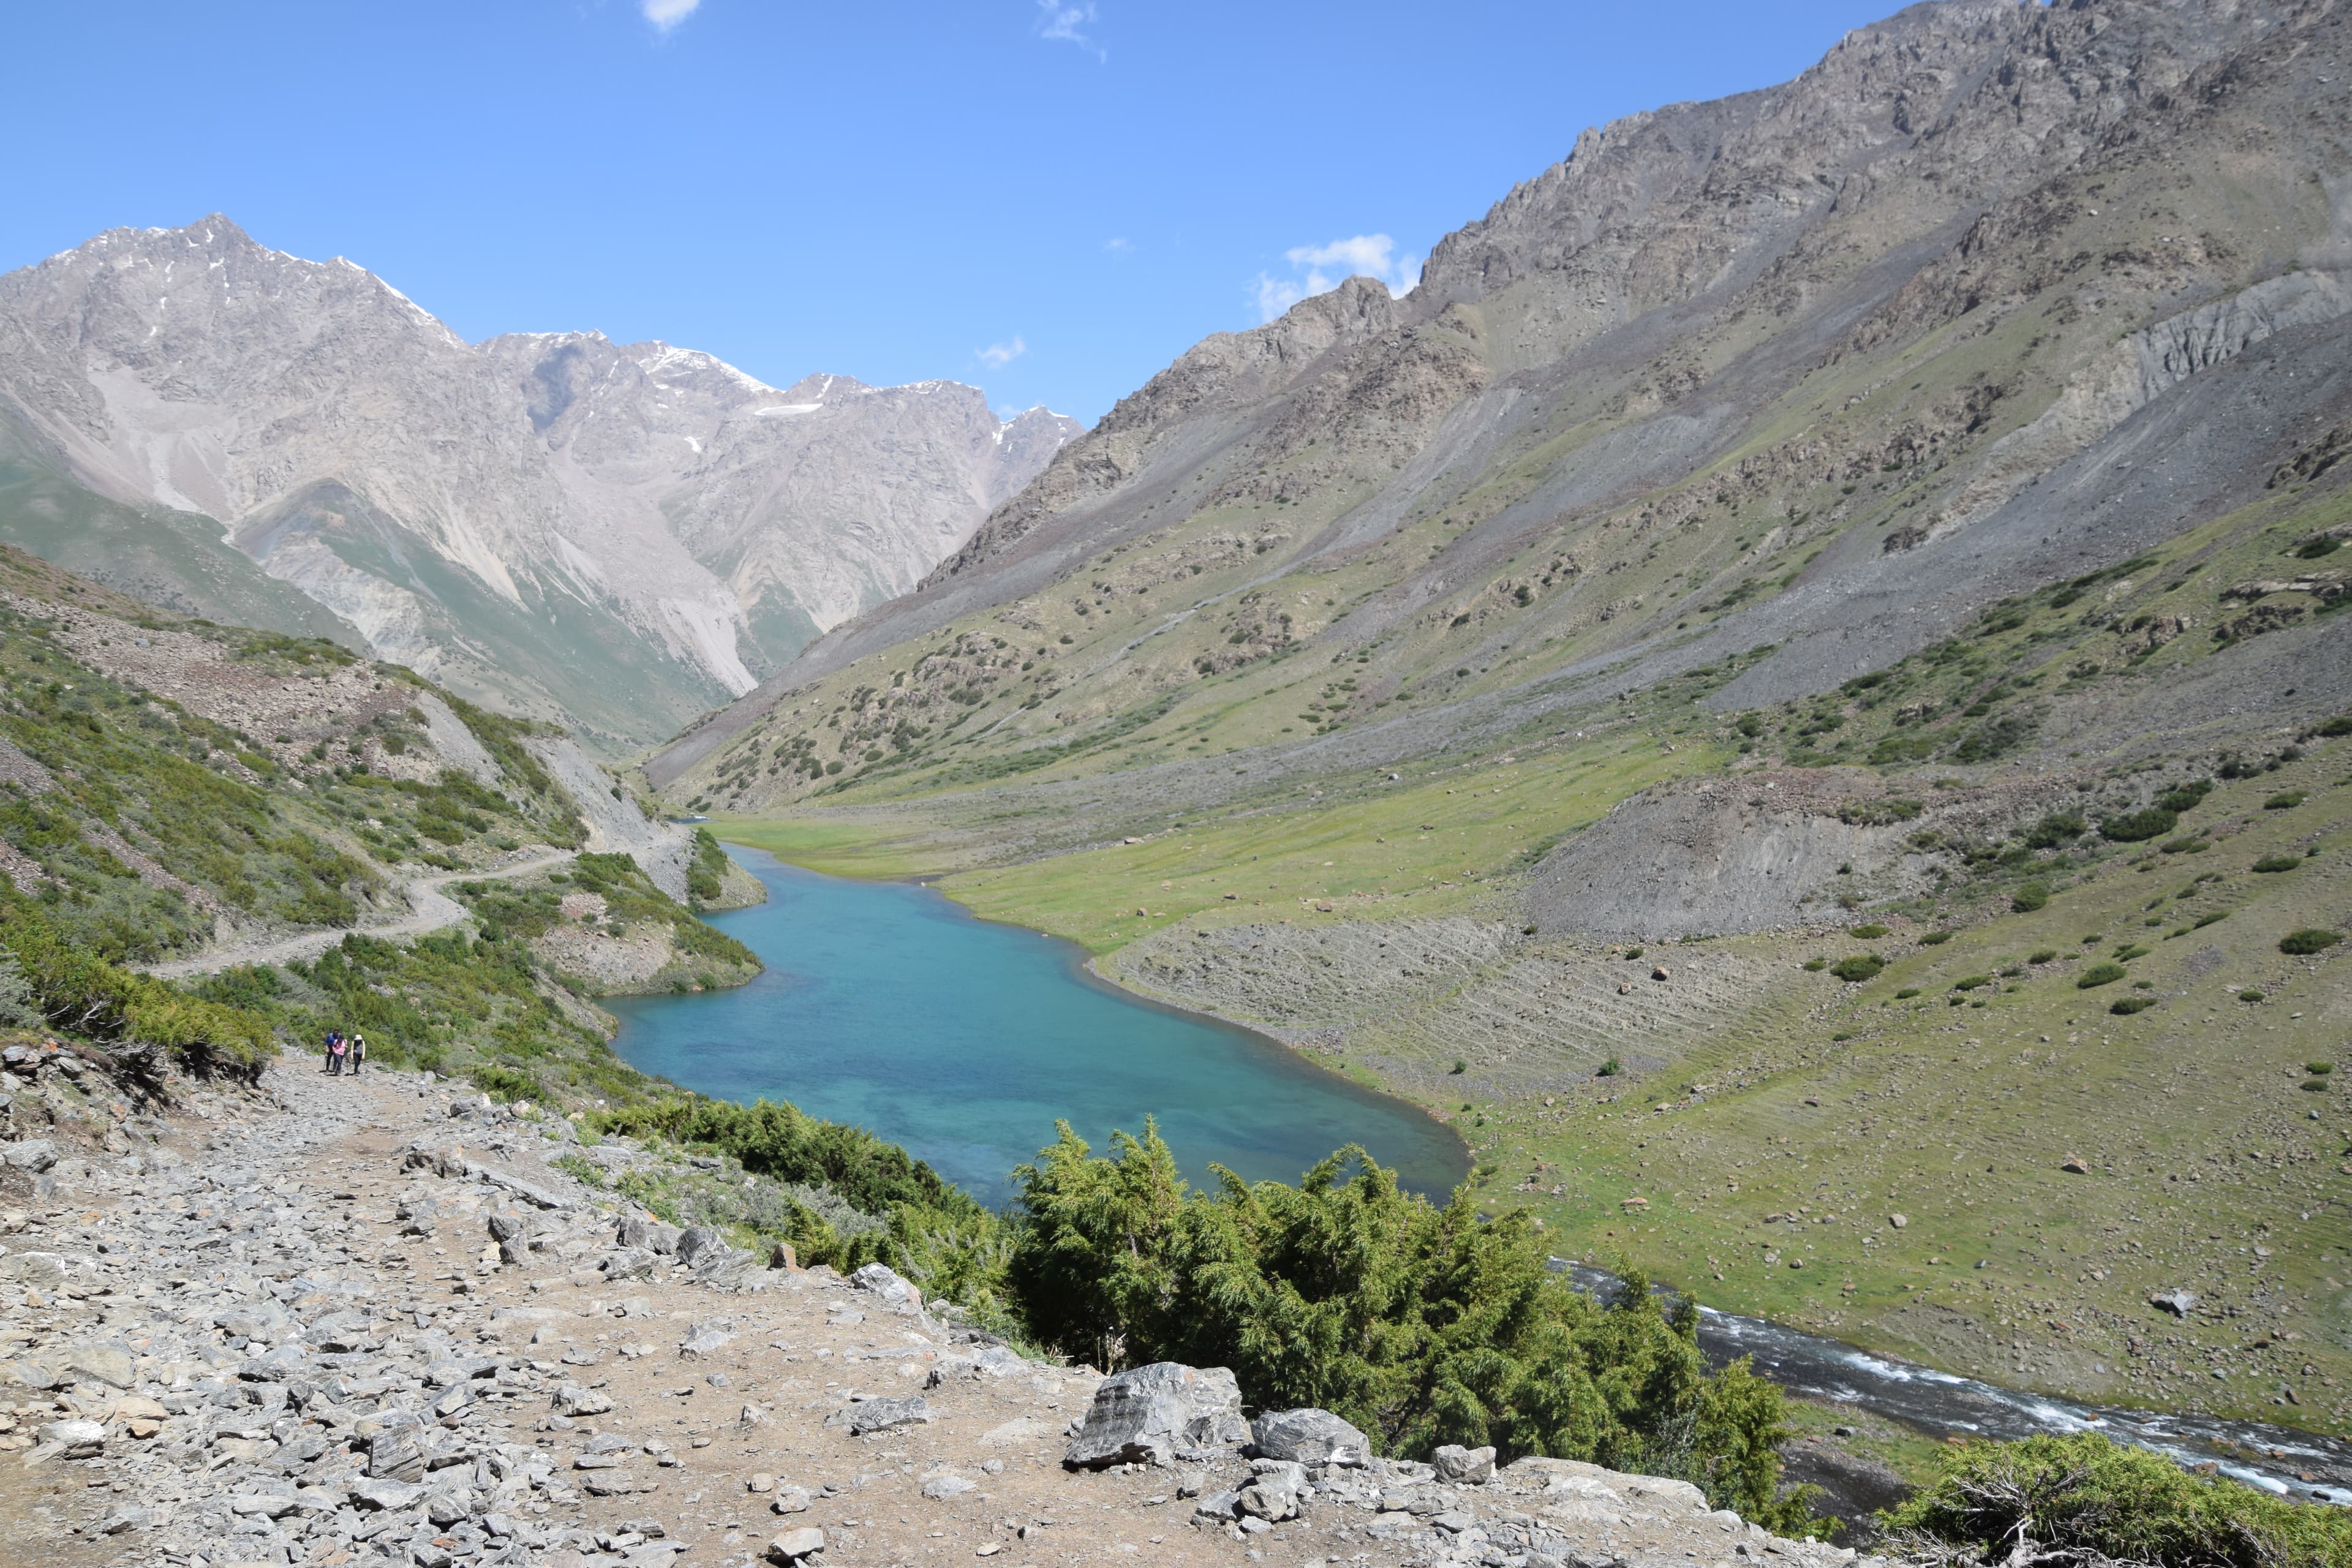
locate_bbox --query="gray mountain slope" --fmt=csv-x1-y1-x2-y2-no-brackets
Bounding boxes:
0,219,1078,752
649,0,2352,804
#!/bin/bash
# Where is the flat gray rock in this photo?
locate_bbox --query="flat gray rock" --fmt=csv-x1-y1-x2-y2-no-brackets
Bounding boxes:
345,1476,424,1511
850,1261,917,1308
1434,1444,1496,1485
1252,1407,1371,1467
824,1396,933,1434
1063,1361,1248,1469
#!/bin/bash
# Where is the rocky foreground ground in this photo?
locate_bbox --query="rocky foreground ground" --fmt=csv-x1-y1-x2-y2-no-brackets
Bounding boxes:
0,1044,1891,1568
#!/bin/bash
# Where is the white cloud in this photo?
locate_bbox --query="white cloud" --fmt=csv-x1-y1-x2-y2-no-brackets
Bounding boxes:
1251,233,1420,323
977,336,1028,369
1253,274,1306,322
1035,0,1104,59
642,0,701,30
1104,236,1134,256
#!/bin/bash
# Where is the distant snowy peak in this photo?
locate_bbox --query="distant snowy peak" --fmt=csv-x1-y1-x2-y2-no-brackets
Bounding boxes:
0,215,1085,749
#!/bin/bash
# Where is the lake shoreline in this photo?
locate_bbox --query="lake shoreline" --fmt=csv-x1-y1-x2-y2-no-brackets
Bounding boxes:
707,837,2352,1502
610,844,1470,1205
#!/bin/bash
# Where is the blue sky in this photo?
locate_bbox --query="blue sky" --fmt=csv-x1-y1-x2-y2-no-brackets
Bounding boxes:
2,1,1910,423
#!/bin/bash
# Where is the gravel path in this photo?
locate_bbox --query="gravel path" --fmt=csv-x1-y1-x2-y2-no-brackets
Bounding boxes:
140,848,578,979
0,1054,1893,1568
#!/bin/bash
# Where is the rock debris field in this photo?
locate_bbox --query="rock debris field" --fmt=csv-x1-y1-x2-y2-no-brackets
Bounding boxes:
1114,917,1771,1099
0,1051,1890,1568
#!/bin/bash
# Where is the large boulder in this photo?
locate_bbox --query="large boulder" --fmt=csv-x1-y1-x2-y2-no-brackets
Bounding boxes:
1434,1443,1496,1485
851,1262,919,1308
616,1215,682,1255
62,1342,135,1389
34,1418,105,1460
553,1382,614,1417
1237,1459,1307,1520
600,1246,660,1281
1251,1408,1371,1467
1062,1362,1249,1469
693,1244,771,1294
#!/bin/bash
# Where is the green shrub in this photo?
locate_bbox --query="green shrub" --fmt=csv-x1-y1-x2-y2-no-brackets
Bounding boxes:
594,1094,978,1222
2109,997,2157,1016
2160,835,2211,854
1829,955,1884,982
2076,963,2127,988
2193,910,2228,929
1597,1056,1622,1077
2280,928,2342,956
2302,1078,2331,1093
686,827,731,905
1918,930,1954,946
1879,1432,2352,1568
1947,703,2038,764
2154,779,2212,813
1894,988,1921,999
2263,790,2307,810
1450,1058,1467,1075
1847,924,1890,939
1950,974,1991,992
2251,853,2302,873
0,902,271,1077
2021,812,2085,849
2318,715,2352,737
1006,1123,1816,1524
2239,989,2265,1003
2099,806,2177,842
2111,944,2149,962
1801,958,1827,972
1838,798,1923,827
551,1152,608,1189
469,1063,543,1103
2309,1062,2335,1076
2026,949,2057,964
2010,883,2049,913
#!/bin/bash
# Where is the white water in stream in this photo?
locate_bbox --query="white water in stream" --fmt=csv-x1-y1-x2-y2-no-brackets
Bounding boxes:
1561,1264,2351,1506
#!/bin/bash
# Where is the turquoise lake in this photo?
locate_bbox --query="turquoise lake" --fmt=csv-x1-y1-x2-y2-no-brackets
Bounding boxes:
605,847,1468,1207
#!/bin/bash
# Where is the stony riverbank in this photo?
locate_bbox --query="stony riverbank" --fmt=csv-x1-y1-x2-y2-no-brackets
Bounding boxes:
0,1042,1894,1568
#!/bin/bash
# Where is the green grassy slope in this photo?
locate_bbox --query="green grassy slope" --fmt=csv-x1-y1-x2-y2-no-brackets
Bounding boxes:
0,442,362,650
685,505,2352,1436
0,545,752,1100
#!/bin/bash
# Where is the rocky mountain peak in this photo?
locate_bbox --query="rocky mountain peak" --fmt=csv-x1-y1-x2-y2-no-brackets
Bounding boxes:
0,218,1080,750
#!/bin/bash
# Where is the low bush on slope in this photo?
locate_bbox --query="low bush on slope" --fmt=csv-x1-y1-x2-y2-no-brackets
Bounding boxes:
0,897,271,1076
617,1099,1810,1528
451,851,758,978
1007,1120,1810,1526
1882,1432,2352,1567
186,928,644,1101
